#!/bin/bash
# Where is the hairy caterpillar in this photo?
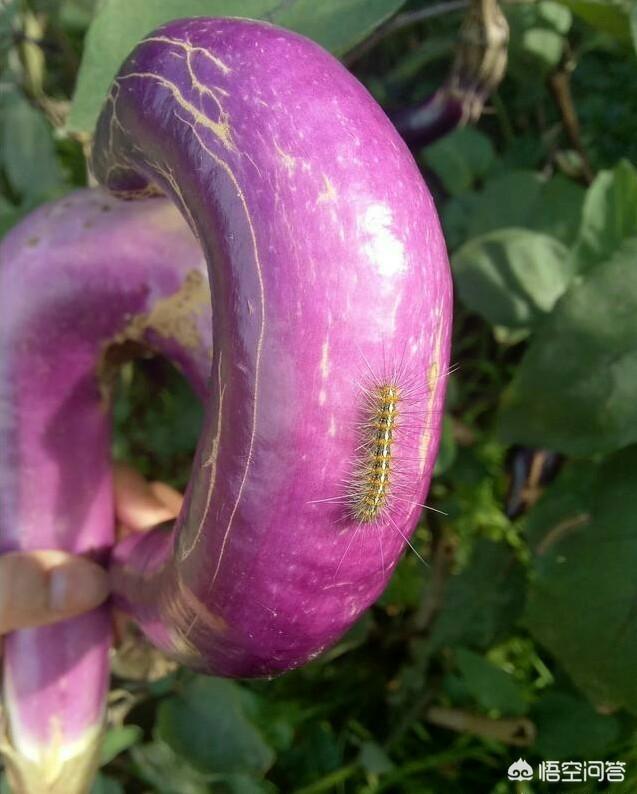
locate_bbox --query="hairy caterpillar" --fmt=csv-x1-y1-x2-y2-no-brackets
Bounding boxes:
351,382,400,523
313,351,450,557
312,357,446,579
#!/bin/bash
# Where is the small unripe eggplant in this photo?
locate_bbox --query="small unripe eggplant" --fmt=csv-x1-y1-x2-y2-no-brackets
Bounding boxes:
0,17,452,792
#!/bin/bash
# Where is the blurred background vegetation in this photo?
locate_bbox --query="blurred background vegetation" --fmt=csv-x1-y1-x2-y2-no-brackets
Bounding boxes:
2,0,637,792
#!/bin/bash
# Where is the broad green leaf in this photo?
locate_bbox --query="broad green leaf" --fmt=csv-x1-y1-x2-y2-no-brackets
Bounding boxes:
440,191,482,250
452,229,571,329
463,172,543,239
422,128,495,197
0,92,65,199
359,741,394,775
507,1,572,38
279,721,342,785
157,677,274,775
377,35,454,102
537,1,573,33
525,446,637,714
632,4,637,55
60,0,99,30
454,648,528,716
0,2,18,39
429,540,526,652
218,776,277,794
0,197,22,239
499,237,637,455
553,0,633,46
523,459,598,552
131,741,213,794
522,28,564,72
571,160,637,272
67,0,405,133
532,692,620,759
506,2,570,82
272,0,405,58
443,171,584,250
529,175,585,246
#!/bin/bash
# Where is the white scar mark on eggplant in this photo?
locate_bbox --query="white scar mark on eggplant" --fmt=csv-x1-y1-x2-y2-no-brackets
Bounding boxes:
180,352,226,561
117,71,236,152
141,35,231,75
171,119,265,591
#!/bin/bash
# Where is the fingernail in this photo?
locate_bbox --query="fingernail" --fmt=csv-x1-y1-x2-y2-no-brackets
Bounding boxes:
49,562,109,613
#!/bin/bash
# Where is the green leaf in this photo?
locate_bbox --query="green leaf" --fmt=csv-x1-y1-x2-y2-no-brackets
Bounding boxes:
271,0,406,58
537,1,573,34
0,197,22,239
67,0,405,133
440,191,482,250
521,28,564,72
532,692,620,759
0,91,65,199
429,540,526,652
218,776,277,794
571,160,637,272
0,2,18,40
443,171,584,249
553,0,633,46
523,459,598,552
100,725,143,766
131,741,213,794
157,677,275,776
422,128,495,197
454,648,528,716
452,229,571,329
60,0,99,31
529,175,585,246
359,741,394,775
499,237,637,455
525,445,637,714
279,721,342,784
506,2,570,81
462,172,543,239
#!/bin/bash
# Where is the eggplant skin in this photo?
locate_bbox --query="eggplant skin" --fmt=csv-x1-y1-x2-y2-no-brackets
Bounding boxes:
94,17,453,677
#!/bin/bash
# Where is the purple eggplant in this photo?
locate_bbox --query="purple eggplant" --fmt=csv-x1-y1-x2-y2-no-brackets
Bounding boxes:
93,17,452,676
1,17,452,792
